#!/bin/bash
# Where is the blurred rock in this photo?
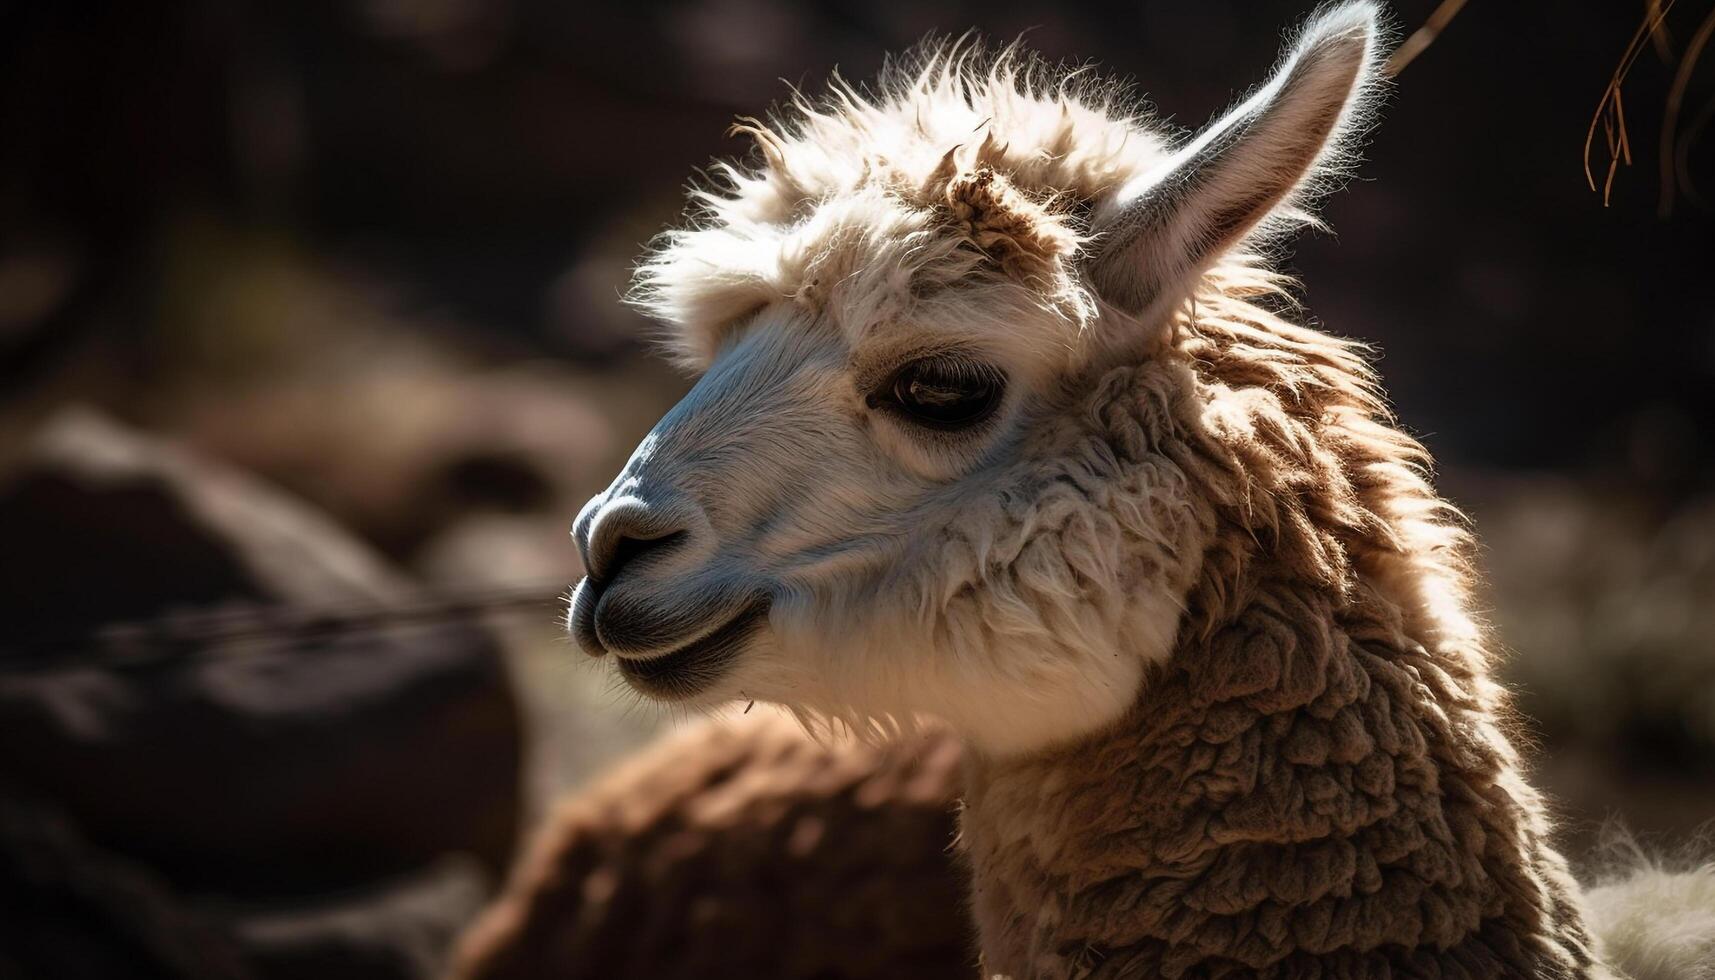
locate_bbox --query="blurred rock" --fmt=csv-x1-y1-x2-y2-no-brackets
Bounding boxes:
0,407,407,636
175,361,629,563
0,409,523,976
0,616,521,896
226,856,489,980
0,786,492,980
0,786,253,980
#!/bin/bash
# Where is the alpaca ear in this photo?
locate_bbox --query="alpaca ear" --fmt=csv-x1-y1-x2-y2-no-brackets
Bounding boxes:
1086,2,1384,318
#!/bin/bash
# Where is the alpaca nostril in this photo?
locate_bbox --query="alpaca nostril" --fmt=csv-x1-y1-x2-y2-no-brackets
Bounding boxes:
599,528,687,584
582,496,692,584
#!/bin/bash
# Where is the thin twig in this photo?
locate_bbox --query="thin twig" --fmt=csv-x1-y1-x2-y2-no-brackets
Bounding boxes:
1649,0,1679,62
1659,3,1715,215
1385,0,1470,77
1,583,568,667
1584,0,1680,205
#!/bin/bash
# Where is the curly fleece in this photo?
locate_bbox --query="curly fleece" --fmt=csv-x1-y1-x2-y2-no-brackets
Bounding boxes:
957,294,1611,977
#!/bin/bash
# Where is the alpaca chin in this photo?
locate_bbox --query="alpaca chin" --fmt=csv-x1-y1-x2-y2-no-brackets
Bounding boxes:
768,562,1193,755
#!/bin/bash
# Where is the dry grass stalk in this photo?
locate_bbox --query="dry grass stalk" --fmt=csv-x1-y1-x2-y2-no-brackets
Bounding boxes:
1649,0,1678,61
1584,1,1677,207
1583,0,1715,212
1384,0,1470,77
1659,5,1715,213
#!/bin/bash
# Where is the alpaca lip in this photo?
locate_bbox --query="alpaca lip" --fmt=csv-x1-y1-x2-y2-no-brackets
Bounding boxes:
612,600,769,700
567,576,606,656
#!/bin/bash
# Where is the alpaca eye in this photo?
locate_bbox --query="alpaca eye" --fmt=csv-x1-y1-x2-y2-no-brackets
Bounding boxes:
876,357,1005,430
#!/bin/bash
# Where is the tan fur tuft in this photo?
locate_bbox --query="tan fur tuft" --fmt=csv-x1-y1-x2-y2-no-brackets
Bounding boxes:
933,164,1082,286
629,39,1165,366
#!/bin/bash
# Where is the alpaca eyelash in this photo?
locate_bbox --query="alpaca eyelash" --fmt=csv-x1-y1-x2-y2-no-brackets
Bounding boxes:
865,356,1007,436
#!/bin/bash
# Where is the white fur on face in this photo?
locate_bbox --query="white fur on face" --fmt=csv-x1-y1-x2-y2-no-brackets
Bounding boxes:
576,305,1210,755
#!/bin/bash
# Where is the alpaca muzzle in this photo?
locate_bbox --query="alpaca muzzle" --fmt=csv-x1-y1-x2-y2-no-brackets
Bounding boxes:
608,598,771,699
570,489,771,698
568,577,769,699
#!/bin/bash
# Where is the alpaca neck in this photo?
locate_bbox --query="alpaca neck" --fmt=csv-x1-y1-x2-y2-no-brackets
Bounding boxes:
957,578,1612,980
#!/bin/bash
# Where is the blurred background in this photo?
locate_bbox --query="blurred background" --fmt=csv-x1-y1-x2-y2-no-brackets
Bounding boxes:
1,1,1711,977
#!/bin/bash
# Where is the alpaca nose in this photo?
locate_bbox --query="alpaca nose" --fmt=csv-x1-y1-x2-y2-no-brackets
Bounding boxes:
574,496,689,584
570,494,702,658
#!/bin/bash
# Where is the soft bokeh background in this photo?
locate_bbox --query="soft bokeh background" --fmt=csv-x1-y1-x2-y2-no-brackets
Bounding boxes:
2,1,1712,977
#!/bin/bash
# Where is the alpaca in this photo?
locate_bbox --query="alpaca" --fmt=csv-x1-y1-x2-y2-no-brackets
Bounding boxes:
566,4,1715,977
450,710,969,980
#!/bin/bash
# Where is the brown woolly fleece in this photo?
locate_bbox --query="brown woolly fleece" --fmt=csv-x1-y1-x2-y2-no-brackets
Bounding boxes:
448,711,971,980
958,299,1614,979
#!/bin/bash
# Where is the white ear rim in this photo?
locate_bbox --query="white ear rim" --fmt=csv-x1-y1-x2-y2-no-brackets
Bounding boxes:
1108,3,1384,208
1087,1,1389,317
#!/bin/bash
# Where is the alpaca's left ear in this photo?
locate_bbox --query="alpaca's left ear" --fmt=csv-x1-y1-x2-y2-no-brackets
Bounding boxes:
1087,2,1386,318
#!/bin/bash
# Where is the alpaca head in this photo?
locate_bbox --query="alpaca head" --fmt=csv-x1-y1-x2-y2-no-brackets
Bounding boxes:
571,4,1386,754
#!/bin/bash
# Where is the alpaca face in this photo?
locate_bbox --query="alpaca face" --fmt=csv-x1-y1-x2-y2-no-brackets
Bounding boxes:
572,290,1207,752
571,4,1383,754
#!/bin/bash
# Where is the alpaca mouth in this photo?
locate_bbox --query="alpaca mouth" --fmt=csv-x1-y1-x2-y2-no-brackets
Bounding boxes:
611,600,769,700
